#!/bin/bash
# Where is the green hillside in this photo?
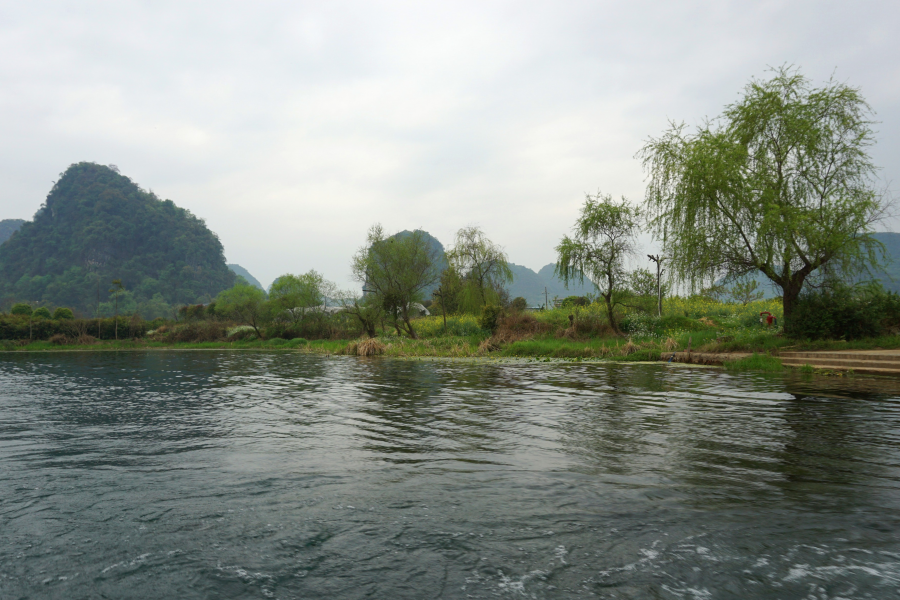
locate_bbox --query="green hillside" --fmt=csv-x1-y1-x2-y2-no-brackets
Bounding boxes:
0,162,236,316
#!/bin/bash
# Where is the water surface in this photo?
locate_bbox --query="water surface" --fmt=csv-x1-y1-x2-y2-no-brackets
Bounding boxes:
1,352,899,599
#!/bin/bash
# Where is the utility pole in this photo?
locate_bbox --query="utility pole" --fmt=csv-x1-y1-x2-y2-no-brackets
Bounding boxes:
544,287,548,310
647,254,664,317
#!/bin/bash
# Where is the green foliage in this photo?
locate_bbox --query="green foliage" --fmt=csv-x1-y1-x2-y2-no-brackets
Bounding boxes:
0,316,147,341
413,314,485,337
0,162,236,314
560,296,589,308
52,307,74,320
446,226,513,312
269,270,335,327
479,304,502,333
32,307,51,319
786,283,891,340
640,67,886,317
351,225,441,339
216,283,271,339
179,304,207,321
431,266,465,316
729,278,764,305
10,303,32,316
509,296,528,312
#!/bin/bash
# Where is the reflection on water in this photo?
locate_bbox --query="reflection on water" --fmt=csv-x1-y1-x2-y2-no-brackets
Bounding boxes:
1,352,899,599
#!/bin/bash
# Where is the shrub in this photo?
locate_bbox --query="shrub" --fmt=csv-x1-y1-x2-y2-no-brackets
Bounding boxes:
180,304,206,321
509,297,528,312
227,327,258,341
498,312,551,336
480,304,502,333
267,337,287,346
32,307,52,319
49,334,68,345
786,284,882,340
560,296,589,308
414,314,484,337
52,307,75,320
10,303,32,316
154,322,226,343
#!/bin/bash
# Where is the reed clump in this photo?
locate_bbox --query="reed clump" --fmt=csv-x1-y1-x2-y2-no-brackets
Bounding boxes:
357,338,386,356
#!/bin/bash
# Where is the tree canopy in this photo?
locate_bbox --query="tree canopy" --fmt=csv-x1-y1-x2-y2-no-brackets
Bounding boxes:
639,67,888,317
215,283,269,339
446,226,513,311
269,270,336,325
351,225,441,339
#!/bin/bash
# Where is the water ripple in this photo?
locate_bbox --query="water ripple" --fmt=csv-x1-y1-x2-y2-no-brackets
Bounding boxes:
1,351,899,598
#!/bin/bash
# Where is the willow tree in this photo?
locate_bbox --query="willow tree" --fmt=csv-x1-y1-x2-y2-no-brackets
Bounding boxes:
555,193,640,334
446,226,513,311
269,270,336,326
351,225,441,339
639,67,887,318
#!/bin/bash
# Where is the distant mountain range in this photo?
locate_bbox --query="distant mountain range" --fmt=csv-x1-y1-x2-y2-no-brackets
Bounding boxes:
506,263,595,307
716,232,900,297
227,264,264,291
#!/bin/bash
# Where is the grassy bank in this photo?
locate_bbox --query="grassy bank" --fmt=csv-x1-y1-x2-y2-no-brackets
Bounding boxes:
3,297,899,376
7,331,898,361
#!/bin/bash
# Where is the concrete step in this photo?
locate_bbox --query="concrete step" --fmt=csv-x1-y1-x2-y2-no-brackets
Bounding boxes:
781,357,900,371
780,357,900,369
780,351,900,363
779,359,900,375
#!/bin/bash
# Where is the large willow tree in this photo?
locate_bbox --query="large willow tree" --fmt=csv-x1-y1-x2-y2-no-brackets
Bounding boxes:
639,68,887,317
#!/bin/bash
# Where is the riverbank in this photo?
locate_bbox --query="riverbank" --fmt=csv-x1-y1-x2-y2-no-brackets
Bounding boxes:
4,334,900,376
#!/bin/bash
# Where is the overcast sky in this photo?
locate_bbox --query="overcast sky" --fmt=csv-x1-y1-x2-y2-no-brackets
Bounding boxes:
1,1,898,290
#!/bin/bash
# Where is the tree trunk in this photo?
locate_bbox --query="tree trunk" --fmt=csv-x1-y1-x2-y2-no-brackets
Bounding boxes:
603,293,620,335
782,283,801,320
405,317,418,339
400,305,417,339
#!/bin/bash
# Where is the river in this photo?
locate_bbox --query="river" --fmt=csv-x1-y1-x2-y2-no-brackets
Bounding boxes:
1,351,899,598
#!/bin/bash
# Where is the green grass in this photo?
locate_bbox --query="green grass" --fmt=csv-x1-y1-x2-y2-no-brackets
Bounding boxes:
723,353,784,372
3,293,898,371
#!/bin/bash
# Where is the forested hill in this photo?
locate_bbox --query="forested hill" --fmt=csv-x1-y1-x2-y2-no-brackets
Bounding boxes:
0,162,235,316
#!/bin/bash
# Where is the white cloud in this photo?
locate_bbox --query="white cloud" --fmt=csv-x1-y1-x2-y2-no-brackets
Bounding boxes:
0,0,897,290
